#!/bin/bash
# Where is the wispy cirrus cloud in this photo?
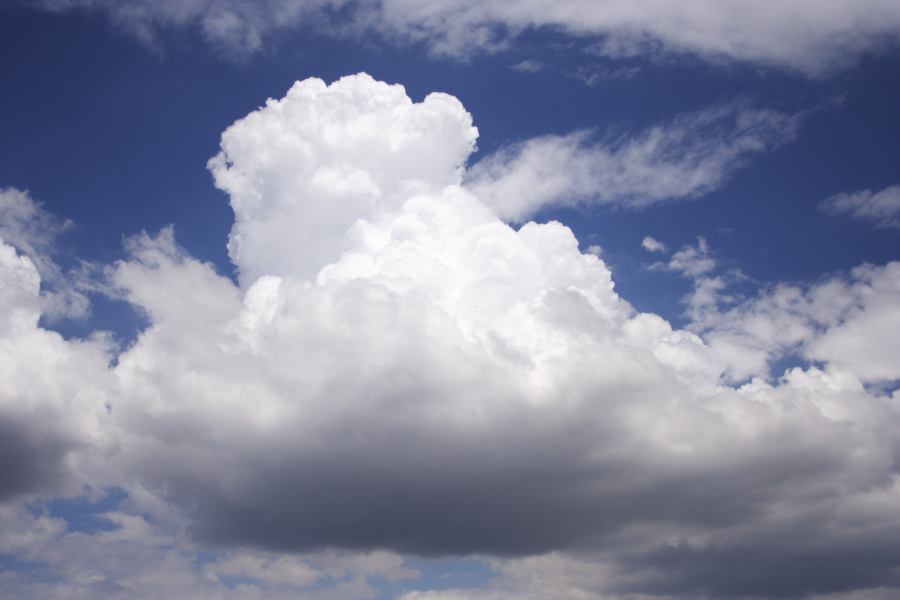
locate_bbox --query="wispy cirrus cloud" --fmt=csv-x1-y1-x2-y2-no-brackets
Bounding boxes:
821,184,900,229
0,188,91,320
466,102,804,222
24,0,900,74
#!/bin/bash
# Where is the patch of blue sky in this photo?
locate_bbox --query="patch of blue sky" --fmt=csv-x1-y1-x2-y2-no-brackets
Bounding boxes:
372,557,497,599
0,555,61,585
31,487,128,534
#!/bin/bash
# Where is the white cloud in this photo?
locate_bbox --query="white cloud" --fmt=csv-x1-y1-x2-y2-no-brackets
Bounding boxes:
207,73,477,285
0,188,90,320
107,76,900,595
466,103,802,222
31,0,900,74
820,184,900,229
805,263,900,382
641,236,666,253
511,59,542,73
377,0,900,75
2,74,900,598
0,236,112,502
661,237,900,384
34,0,342,56
206,554,322,587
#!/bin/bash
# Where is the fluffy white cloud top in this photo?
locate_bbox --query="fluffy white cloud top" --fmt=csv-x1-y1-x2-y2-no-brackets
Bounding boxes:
1,74,900,598
207,74,477,284
30,0,900,74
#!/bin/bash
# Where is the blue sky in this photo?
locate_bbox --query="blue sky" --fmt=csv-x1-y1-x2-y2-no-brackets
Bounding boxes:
1,2,900,599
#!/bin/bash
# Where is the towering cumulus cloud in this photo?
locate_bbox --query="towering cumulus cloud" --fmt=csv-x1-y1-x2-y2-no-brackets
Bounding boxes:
2,74,900,598
98,75,900,597
208,74,478,284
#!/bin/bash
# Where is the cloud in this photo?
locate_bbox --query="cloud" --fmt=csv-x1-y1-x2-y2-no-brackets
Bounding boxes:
466,102,802,222
375,0,900,75
665,236,716,277
0,503,418,600
510,59,542,73
28,0,900,74
641,236,666,253
108,75,900,593
2,74,900,598
820,184,900,229
0,188,90,320
662,237,900,384
0,237,112,502
207,73,477,285
31,0,342,57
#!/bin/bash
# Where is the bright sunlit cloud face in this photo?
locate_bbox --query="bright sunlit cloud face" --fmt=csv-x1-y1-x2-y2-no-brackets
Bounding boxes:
3,3,900,598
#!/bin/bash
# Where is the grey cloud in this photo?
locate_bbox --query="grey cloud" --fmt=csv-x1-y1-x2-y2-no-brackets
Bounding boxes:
0,414,74,500
620,520,900,599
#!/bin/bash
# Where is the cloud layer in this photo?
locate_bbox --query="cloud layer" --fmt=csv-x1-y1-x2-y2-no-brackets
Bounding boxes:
1,74,899,598
30,0,900,74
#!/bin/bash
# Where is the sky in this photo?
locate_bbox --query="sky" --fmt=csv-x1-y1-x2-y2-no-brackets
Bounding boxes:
1,1,900,599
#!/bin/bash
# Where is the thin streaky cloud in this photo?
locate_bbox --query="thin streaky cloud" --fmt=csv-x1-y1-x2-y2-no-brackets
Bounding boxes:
26,0,900,74
820,184,900,229
466,102,803,222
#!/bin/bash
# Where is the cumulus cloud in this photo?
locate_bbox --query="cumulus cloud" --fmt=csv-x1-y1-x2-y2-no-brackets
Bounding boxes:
109,75,900,592
207,73,477,284
466,102,802,222
0,236,112,502
2,74,900,598
820,184,900,229
27,0,900,74
662,237,900,384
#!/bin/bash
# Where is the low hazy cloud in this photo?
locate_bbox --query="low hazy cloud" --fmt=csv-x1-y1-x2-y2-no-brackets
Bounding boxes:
1,74,899,599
